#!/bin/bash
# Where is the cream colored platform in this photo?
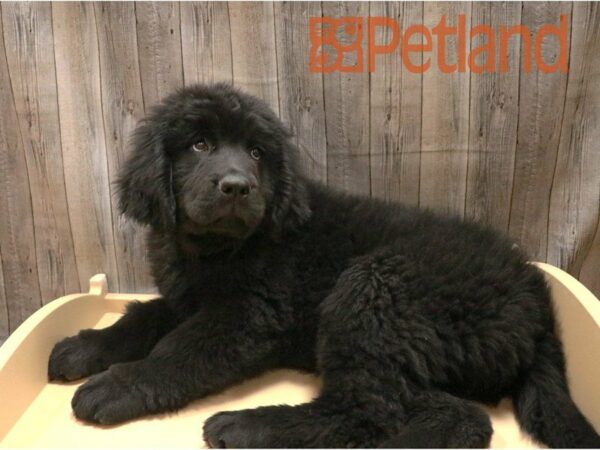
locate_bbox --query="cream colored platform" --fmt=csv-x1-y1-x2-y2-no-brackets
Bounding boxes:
0,263,599,448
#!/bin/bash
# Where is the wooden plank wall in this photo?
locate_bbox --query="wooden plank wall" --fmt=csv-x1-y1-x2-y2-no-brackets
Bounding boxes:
0,1,599,340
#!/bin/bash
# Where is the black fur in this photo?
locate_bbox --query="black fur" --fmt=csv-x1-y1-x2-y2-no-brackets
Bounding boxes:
48,83,600,448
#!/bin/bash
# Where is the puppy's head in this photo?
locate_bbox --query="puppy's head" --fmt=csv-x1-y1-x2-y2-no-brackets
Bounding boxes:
117,83,311,244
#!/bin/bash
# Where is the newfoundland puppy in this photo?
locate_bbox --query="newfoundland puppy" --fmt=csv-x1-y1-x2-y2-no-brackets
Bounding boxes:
48,83,599,448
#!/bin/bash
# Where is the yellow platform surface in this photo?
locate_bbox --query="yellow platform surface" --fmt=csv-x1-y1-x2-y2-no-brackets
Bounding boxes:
1,264,599,448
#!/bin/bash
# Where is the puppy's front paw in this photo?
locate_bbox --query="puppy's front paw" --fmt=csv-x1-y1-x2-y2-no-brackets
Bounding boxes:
48,331,109,381
71,363,148,425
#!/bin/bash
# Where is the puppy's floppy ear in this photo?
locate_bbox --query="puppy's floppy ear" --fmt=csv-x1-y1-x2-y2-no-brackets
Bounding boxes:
269,143,312,238
116,121,176,230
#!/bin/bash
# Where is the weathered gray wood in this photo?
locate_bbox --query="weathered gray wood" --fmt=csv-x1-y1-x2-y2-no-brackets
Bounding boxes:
135,2,183,108
52,3,118,291
95,2,154,293
228,2,279,114
465,2,521,230
2,2,80,303
274,2,327,182
369,2,422,205
1,1,600,334
180,2,233,86
322,1,371,195
580,218,600,297
508,2,573,261
420,2,472,217
548,3,600,277
0,249,9,343
0,6,42,330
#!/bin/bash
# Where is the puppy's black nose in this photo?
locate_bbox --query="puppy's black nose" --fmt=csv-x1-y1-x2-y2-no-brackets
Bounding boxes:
219,174,251,197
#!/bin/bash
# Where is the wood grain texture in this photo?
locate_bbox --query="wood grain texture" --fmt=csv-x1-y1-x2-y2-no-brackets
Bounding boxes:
228,2,279,113
508,2,573,261
274,1,327,182
0,2,599,336
135,2,183,108
465,2,521,231
420,2,472,217
548,2,600,283
322,1,371,195
369,2,422,205
95,2,154,293
580,218,600,297
0,6,42,329
2,2,80,303
0,247,9,344
52,2,118,291
180,2,233,86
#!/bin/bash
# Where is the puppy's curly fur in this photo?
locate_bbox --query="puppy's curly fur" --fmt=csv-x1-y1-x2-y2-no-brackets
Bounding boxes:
49,83,600,448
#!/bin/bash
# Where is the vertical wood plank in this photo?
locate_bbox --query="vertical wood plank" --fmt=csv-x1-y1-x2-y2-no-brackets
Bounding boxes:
322,1,371,195
580,219,600,298
0,249,9,344
465,2,521,230
370,2,422,205
274,2,327,182
420,2,472,217
0,5,42,330
180,2,232,86
2,2,80,303
52,2,118,291
547,3,600,285
95,2,154,293
135,2,183,108
508,2,572,261
228,2,279,113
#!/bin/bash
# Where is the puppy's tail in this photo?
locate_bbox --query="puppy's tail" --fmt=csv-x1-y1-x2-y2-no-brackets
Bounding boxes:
514,333,600,448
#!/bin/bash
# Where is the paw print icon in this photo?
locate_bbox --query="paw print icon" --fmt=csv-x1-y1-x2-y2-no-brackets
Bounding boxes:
309,17,364,73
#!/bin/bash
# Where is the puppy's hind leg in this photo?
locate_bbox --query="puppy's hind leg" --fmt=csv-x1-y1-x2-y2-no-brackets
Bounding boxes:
202,373,492,449
203,379,406,448
204,253,416,448
379,391,493,448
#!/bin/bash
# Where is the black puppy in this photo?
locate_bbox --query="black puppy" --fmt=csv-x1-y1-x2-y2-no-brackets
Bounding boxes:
48,83,600,448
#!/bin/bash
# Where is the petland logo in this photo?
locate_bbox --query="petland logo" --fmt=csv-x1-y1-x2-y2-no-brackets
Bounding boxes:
309,15,568,74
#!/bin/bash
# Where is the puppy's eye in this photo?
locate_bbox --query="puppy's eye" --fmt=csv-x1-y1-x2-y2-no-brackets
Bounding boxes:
192,138,211,153
250,147,262,161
